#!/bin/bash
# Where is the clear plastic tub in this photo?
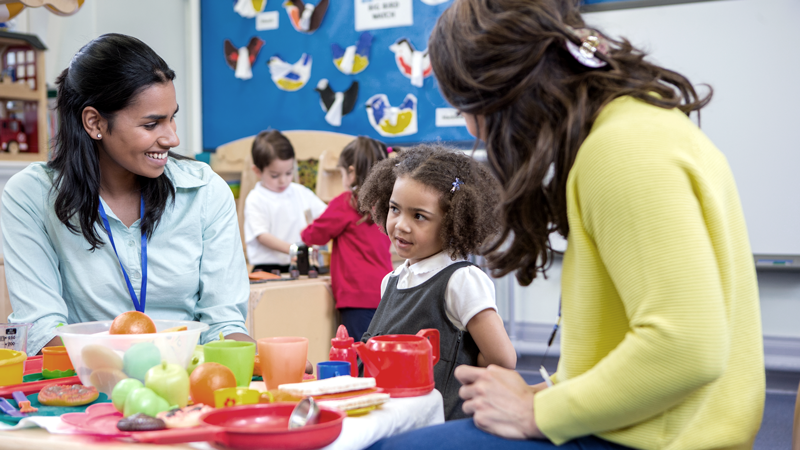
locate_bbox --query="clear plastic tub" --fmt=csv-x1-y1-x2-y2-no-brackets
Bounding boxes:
57,320,208,395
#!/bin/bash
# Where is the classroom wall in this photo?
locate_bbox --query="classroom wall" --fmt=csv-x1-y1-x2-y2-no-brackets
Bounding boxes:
13,0,200,155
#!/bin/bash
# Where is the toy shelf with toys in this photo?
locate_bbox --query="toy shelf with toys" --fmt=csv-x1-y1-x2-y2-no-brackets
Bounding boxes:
0,31,48,162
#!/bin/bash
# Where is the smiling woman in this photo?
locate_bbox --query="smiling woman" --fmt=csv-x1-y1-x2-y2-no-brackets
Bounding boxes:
0,34,253,356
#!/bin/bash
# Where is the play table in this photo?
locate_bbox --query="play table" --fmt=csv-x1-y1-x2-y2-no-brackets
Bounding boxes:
0,386,444,450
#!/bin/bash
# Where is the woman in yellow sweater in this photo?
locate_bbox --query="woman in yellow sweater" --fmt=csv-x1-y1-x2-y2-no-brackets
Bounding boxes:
367,0,764,449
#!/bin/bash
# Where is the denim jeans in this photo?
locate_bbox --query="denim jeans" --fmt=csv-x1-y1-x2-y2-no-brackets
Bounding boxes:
367,418,636,450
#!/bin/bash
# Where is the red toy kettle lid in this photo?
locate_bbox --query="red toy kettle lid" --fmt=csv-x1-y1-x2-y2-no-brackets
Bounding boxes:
331,324,354,347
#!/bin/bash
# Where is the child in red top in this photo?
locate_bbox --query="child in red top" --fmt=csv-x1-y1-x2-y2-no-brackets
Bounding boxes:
301,137,393,340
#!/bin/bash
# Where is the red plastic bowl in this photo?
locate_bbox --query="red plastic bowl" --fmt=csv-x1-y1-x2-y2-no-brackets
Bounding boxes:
132,402,346,450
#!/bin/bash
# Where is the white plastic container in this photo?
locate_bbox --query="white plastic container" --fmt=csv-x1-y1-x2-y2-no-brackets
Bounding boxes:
57,320,208,394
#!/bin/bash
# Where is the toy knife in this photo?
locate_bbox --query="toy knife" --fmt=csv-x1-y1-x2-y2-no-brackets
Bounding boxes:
0,397,23,417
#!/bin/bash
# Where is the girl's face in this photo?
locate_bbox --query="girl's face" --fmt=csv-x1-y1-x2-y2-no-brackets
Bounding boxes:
256,158,294,193
386,176,445,265
96,81,180,179
340,165,356,190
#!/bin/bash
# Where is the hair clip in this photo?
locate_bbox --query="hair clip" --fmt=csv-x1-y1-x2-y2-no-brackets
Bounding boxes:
387,146,393,153
450,177,463,193
564,25,610,69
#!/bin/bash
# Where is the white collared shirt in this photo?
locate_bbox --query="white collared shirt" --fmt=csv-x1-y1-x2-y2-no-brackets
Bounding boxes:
244,182,327,265
379,251,497,331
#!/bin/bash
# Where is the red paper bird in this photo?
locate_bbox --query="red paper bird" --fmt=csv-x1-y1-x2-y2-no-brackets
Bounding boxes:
283,0,329,33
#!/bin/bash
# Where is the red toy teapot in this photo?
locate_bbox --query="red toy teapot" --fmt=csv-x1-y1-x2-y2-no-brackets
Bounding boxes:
353,329,440,397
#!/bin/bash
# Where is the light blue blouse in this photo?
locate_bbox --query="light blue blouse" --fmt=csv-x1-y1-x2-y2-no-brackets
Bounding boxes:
1,158,249,355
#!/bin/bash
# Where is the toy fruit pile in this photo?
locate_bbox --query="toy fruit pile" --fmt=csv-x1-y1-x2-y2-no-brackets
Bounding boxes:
109,360,237,431
79,311,191,394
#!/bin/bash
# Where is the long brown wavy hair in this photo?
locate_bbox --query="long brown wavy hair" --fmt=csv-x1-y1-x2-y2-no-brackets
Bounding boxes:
429,0,711,286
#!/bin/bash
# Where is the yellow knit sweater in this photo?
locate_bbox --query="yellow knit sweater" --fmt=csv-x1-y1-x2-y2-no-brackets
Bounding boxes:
534,96,765,449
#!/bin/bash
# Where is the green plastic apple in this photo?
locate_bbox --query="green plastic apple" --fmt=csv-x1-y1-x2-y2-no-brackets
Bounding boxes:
145,360,190,408
111,378,144,413
187,345,204,375
123,387,172,418
123,342,161,381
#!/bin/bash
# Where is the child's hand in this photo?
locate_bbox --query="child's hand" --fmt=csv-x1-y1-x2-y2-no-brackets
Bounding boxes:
456,364,544,440
305,360,313,374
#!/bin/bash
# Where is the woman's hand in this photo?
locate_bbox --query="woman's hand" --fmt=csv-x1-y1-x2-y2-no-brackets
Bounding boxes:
456,365,545,440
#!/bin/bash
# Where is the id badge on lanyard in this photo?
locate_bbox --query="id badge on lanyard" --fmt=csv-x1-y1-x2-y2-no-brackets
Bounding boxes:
98,197,148,312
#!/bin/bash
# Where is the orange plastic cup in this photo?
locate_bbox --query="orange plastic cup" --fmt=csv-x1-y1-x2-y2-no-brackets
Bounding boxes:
43,346,74,371
256,337,308,390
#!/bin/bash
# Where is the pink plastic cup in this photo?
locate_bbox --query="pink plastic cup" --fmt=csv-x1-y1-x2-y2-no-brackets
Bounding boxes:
257,337,308,390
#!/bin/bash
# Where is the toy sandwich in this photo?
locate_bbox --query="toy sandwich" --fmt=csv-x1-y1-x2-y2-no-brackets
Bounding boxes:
278,376,390,412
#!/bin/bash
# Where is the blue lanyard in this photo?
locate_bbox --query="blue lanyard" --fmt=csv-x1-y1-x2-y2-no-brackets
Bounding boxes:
98,197,147,313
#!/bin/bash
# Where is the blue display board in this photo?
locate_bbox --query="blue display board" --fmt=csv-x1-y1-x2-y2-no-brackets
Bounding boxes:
200,0,471,150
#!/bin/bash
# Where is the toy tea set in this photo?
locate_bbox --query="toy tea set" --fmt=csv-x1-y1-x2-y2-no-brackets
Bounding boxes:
0,313,441,449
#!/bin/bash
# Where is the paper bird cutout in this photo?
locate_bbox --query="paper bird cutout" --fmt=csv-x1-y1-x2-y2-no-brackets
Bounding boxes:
331,32,372,75
283,0,328,33
365,93,418,137
389,39,432,88
268,53,312,91
234,0,267,18
224,37,265,80
315,79,359,127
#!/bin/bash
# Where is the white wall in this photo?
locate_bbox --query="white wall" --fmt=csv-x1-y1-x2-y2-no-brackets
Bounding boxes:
12,0,201,155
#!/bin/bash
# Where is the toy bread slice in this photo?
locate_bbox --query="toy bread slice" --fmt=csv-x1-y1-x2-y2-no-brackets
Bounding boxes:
318,392,390,411
278,376,376,397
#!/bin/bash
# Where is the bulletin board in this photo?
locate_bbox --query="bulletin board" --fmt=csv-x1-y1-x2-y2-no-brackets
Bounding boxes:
200,0,471,150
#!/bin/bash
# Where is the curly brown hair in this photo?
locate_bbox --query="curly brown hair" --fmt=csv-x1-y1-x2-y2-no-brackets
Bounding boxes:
358,144,500,260
429,0,711,285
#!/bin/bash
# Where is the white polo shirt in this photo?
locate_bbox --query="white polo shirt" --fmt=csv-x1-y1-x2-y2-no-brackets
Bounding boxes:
244,182,327,265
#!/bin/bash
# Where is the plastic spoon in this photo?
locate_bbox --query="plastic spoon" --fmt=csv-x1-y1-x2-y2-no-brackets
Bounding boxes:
288,397,320,429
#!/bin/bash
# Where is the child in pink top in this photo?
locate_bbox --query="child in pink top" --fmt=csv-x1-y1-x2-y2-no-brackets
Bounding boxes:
301,137,393,340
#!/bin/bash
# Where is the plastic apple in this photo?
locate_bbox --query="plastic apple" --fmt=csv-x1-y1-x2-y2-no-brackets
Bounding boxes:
123,387,172,418
187,345,204,375
145,361,190,408
111,378,144,413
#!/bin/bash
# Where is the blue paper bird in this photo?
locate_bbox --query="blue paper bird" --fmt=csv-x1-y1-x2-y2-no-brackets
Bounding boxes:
331,32,373,75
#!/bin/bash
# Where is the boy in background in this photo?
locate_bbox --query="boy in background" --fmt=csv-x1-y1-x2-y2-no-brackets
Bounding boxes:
244,130,327,273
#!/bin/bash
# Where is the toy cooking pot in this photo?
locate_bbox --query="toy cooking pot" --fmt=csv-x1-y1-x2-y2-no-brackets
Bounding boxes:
353,329,439,397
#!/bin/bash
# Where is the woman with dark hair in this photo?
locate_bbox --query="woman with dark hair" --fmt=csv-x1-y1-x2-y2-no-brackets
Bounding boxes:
1,33,253,355
368,0,763,448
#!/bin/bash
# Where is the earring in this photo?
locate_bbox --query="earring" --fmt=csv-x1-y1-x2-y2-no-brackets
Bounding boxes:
97,134,101,138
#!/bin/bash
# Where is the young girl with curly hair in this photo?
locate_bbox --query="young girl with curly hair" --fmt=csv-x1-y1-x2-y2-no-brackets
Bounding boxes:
300,136,393,341
358,144,517,421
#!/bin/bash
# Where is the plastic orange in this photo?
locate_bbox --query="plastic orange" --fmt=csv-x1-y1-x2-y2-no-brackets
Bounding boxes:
189,362,237,406
109,311,157,335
